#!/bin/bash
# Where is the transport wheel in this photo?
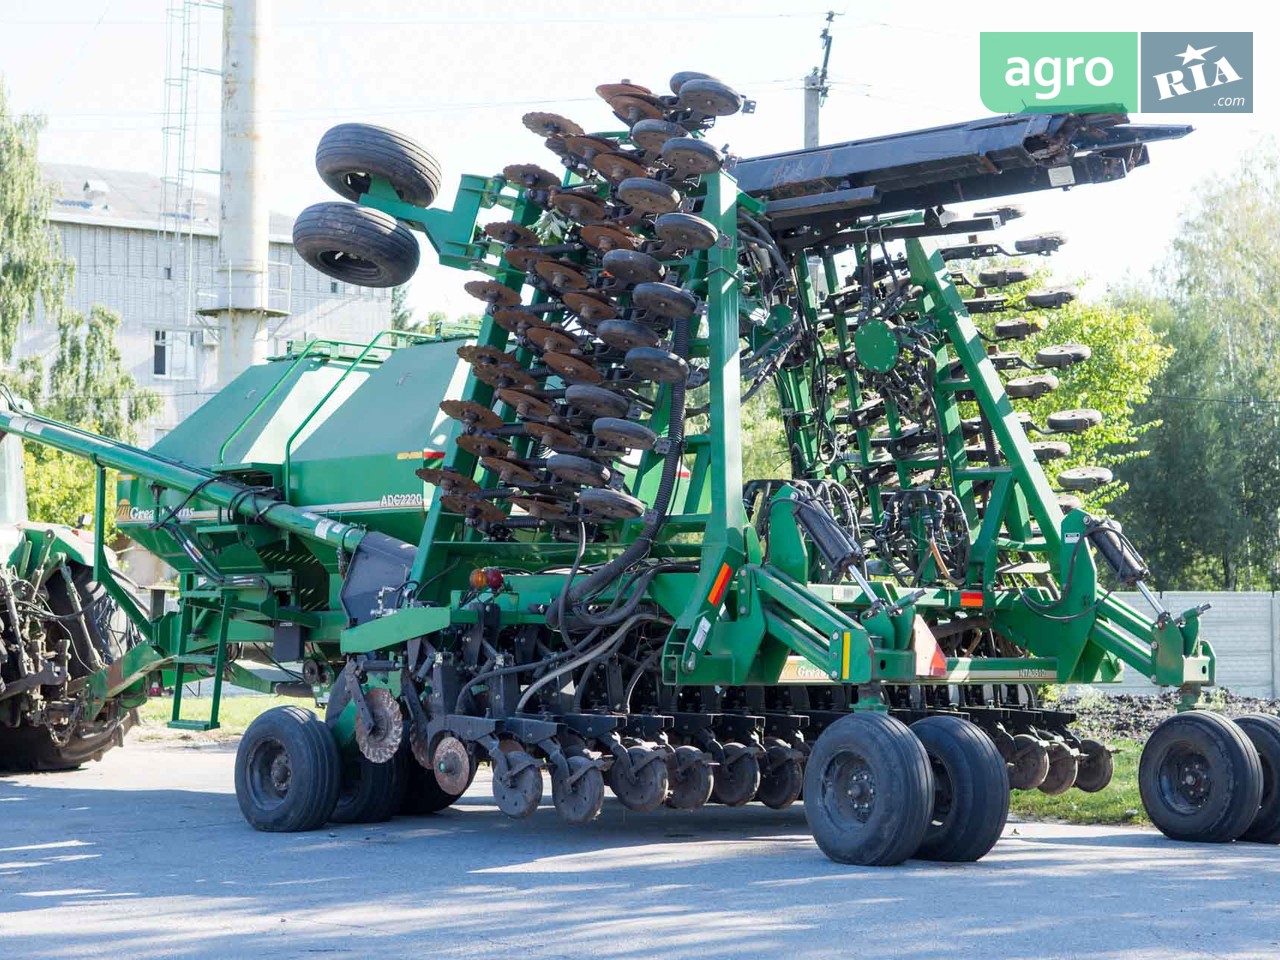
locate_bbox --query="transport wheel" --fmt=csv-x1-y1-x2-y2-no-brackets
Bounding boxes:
1139,711,1263,843
1075,739,1115,793
1007,734,1050,790
1038,744,1079,796
756,738,804,810
552,755,606,824
710,743,762,807
1235,715,1280,843
665,745,713,810
330,752,405,824
235,706,341,832
608,746,669,812
802,712,933,866
315,122,442,207
293,201,420,288
911,716,1009,862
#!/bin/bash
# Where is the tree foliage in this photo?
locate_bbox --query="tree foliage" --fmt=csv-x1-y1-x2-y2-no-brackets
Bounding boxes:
0,77,72,362
1113,149,1280,590
389,286,482,339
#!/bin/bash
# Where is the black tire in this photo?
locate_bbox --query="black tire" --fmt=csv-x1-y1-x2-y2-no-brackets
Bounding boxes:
911,716,1009,862
1058,465,1114,491
399,752,473,815
654,212,719,251
678,78,744,117
316,122,441,208
293,201,420,288
1139,711,1263,843
632,281,698,320
330,752,405,824
1046,408,1103,434
593,417,658,450
803,712,933,866
660,137,723,177
1236,715,1280,843
0,709,136,773
617,177,682,216
235,705,341,832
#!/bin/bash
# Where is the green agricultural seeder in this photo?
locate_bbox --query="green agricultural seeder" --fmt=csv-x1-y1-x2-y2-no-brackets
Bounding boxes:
4,70,1278,863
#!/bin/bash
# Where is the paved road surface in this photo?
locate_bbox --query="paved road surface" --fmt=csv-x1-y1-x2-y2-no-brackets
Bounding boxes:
2,740,1278,959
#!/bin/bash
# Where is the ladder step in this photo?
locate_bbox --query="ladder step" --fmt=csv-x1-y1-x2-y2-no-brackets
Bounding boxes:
166,719,221,731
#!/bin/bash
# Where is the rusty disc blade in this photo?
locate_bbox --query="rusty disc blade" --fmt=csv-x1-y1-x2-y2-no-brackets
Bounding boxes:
497,388,553,419
439,494,506,524
523,111,584,138
502,163,560,190
551,192,608,225
544,351,604,385
534,260,589,291
480,456,542,487
502,247,555,273
457,345,520,368
456,434,513,459
525,326,579,355
440,400,504,430
564,135,619,163
580,224,640,253
563,290,618,323
464,279,522,307
525,421,585,452
592,152,651,183
607,94,665,124
471,362,537,391
511,497,572,520
596,81,654,101
414,467,480,494
483,221,540,247
491,307,548,334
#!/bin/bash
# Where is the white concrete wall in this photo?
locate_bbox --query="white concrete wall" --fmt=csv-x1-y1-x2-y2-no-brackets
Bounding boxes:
1106,592,1279,698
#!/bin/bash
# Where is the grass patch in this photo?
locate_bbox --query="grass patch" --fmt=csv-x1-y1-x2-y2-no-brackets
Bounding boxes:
137,694,318,740
1009,739,1147,826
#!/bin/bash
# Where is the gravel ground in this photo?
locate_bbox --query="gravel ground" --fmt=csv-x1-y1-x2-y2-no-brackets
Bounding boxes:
1054,689,1280,741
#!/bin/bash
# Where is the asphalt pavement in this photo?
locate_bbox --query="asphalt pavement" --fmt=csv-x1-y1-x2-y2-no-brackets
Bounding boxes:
2,740,1278,959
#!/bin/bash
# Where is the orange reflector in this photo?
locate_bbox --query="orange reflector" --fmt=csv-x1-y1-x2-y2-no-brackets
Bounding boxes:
708,563,733,606
960,590,984,608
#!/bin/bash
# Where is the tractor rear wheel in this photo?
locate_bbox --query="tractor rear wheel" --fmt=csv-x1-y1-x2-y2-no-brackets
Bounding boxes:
1139,711,1262,843
235,706,341,832
1235,714,1280,843
911,716,1009,862
803,712,933,865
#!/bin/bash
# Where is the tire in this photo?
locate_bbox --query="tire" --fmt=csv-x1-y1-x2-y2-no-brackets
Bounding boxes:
1139,711,1263,843
330,752,405,824
293,201,420,288
911,716,1009,862
0,709,136,773
235,705,341,832
399,752,473,815
316,123,441,208
1236,715,1280,843
803,712,933,866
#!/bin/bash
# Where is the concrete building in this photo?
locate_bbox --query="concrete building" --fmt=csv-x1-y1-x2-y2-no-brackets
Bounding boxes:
20,162,392,445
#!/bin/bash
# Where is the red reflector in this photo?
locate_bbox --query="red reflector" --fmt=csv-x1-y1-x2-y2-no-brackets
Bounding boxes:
423,451,445,460
708,563,733,606
960,590,984,608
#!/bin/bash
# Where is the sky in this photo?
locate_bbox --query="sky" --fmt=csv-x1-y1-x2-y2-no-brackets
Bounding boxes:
0,0,1274,321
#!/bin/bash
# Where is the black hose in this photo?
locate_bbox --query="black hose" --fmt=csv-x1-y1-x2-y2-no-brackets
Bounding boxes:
549,312,692,622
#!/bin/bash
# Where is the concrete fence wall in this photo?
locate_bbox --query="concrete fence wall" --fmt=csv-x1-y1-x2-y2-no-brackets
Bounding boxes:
1104,592,1280,698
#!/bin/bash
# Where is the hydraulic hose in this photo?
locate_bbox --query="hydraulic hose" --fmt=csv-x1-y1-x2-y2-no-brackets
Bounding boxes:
549,311,691,622
516,613,656,713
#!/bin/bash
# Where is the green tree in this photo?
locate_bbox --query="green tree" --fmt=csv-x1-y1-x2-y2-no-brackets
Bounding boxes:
1113,149,1280,590
390,284,415,331
0,77,71,362
7,307,161,528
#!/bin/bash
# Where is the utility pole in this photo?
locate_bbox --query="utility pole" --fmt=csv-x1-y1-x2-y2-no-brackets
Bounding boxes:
803,11,838,148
